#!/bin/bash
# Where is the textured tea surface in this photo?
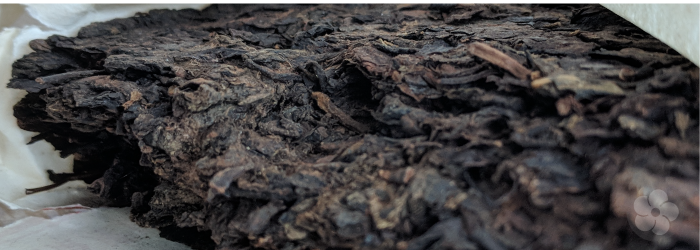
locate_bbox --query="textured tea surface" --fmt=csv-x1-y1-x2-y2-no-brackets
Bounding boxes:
8,4,699,250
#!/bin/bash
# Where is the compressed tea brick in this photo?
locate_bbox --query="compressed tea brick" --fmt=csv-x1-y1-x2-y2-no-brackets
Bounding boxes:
8,4,699,250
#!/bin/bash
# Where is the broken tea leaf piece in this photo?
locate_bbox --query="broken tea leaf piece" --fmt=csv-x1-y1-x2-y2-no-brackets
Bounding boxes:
468,42,532,80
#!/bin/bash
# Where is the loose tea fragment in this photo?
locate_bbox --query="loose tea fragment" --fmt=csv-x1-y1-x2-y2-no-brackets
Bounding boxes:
8,4,699,250
467,42,532,80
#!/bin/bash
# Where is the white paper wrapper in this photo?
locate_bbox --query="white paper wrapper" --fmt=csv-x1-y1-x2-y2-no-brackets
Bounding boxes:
602,4,699,66
0,207,194,250
0,4,207,249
